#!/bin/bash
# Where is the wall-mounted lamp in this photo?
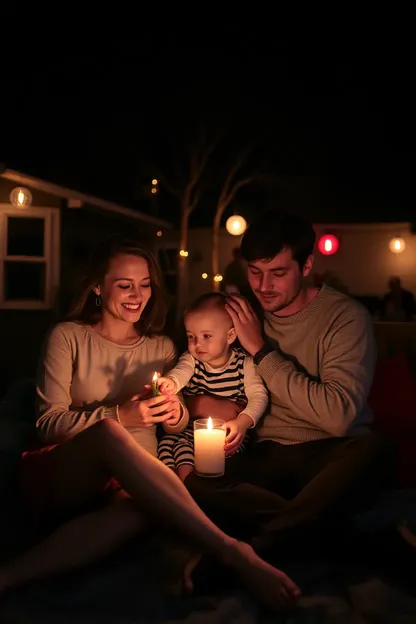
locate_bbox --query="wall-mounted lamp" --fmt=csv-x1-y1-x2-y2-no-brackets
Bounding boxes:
389,237,405,254
10,186,32,209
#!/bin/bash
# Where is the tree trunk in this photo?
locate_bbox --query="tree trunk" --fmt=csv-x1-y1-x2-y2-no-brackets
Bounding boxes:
212,202,226,291
175,208,190,328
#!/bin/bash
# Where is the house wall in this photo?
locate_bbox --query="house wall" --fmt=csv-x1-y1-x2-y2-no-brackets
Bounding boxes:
158,222,416,308
313,223,416,297
0,179,60,395
0,177,61,207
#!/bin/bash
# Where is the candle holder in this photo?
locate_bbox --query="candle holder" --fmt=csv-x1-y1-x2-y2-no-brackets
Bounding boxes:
194,418,226,478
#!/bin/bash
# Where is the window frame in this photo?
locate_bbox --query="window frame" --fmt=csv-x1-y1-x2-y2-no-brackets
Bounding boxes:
0,204,60,310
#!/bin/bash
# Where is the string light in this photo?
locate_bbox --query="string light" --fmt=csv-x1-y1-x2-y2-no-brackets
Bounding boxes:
151,179,159,195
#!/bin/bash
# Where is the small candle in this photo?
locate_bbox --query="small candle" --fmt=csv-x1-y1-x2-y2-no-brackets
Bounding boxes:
151,371,160,397
194,417,226,478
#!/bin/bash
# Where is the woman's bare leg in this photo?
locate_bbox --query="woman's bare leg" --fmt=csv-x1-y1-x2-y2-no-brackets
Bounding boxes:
1,421,300,610
0,497,144,590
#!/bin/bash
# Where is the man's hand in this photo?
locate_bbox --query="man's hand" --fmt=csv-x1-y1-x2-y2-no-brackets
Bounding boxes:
225,294,264,356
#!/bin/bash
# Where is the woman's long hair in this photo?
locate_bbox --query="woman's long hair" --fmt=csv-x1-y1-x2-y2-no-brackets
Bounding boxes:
66,235,166,336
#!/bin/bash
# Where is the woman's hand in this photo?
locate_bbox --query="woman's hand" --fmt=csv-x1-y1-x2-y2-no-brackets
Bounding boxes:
118,386,179,428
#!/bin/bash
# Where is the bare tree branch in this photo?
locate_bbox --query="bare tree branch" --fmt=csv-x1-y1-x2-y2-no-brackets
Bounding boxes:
211,147,257,289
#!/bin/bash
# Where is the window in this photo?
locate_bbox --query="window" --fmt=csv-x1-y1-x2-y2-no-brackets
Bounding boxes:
0,204,60,309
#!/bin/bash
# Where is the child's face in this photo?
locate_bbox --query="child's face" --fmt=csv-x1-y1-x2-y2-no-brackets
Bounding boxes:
185,308,236,367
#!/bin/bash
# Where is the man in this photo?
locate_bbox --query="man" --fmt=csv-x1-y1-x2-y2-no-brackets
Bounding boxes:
185,209,395,563
381,276,416,321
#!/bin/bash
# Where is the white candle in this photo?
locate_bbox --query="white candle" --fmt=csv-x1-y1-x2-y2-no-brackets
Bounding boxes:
194,417,226,477
151,371,160,397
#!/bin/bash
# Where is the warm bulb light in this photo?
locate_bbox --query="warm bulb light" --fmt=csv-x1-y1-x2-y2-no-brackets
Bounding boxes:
389,237,405,253
152,179,158,185
156,230,163,237
318,234,339,256
179,249,188,257
225,215,247,236
10,186,33,209
202,272,208,279
214,274,223,282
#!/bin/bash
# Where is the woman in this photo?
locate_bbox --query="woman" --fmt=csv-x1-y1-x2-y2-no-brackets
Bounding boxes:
0,236,300,611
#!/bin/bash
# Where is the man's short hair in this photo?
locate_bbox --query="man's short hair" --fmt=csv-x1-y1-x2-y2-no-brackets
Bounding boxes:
240,209,316,268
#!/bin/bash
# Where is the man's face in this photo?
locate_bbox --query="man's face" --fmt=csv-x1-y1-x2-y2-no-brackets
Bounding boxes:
247,247,313,313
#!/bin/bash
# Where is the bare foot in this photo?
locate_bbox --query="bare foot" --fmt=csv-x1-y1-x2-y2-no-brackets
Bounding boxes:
227,541,301,611
182,552,202,594
155,541,201,599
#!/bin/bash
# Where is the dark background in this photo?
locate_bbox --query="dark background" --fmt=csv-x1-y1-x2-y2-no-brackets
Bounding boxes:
1,18,414,228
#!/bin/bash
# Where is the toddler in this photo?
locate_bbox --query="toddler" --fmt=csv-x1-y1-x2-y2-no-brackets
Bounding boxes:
157,292,268,481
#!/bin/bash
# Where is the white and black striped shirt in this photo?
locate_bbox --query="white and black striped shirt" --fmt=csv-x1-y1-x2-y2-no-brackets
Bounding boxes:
183,348,246,403
166,348,268,427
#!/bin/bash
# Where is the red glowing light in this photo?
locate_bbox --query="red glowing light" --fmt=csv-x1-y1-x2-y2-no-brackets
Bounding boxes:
318,234,339,256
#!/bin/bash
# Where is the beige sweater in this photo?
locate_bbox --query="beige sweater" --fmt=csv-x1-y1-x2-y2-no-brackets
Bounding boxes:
256,285,376,444
36,322,189,457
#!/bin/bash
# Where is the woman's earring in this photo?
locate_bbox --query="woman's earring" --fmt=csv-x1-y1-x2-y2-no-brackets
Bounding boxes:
95,295,101,307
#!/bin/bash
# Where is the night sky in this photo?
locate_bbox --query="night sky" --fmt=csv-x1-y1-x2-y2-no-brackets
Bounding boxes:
1,21,414,228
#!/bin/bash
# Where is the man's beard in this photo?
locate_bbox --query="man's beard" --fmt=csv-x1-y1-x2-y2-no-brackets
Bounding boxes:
257,283,303,315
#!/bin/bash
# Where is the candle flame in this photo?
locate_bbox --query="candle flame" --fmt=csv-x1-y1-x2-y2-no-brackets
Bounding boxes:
207,417,213,431
152,371,158,382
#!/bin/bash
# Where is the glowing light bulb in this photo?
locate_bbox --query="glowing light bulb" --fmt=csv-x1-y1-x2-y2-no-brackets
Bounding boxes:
389,237,405,253
10,186,33,209
318,234,339,256
225,215,247,236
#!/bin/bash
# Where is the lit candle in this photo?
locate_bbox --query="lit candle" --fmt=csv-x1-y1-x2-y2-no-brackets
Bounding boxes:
193,417,226,477
151,371,160,397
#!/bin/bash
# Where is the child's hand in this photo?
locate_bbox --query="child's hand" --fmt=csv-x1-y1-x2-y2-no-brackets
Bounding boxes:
158,377,177,395
224,415,250,456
